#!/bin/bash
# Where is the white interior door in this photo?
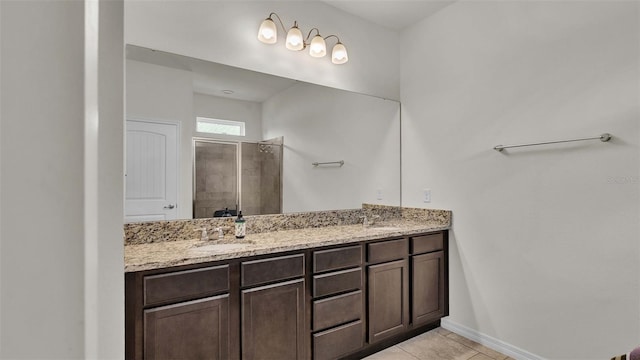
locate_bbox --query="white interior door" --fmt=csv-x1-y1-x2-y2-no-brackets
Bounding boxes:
125,120,178,222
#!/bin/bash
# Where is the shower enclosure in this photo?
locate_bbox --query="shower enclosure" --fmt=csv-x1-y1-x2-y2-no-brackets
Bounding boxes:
193,137,283,218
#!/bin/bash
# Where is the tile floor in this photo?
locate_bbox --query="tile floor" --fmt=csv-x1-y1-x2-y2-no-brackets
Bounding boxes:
363,327,514,360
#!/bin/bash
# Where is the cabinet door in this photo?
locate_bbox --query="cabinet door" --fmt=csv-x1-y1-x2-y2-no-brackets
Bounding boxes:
412,251,445,326
368,259,409,343
144,295,229,360
242,279,305,360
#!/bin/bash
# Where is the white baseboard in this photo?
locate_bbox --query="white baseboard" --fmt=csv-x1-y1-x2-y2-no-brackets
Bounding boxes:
441,318,546,360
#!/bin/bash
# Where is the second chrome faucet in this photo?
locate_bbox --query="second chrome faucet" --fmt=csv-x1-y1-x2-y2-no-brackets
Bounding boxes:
361,214,380,228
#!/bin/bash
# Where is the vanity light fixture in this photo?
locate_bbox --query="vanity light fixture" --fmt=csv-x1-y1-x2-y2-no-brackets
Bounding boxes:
258,12,348,64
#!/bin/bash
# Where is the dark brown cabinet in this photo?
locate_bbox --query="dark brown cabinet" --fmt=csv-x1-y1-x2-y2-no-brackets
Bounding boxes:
241,254,306,360
313,320,364,360
367,258,410,343
311,245,365,360
126,230,448,360
144,295,229,360
241,279,306,360
412,251,445,326
410,232,447,328
126,265,232,359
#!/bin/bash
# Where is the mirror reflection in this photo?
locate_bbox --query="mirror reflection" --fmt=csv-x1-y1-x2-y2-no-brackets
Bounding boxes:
193,138,283,218
125,45,400,222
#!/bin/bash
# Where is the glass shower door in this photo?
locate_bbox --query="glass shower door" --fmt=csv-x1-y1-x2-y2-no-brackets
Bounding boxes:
193,140,238,218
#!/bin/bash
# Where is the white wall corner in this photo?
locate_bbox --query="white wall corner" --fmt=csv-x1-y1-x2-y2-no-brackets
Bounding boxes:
89,0,125,358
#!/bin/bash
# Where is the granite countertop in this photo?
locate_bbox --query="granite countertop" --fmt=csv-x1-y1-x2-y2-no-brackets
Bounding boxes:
125,221,449,272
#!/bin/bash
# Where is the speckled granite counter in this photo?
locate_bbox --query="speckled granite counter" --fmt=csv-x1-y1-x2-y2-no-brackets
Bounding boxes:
125,221,449,272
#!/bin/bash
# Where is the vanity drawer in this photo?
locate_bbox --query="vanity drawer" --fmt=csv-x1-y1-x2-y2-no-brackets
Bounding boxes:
313,245,362,273
313,290,362,331
241,254,305,287
143,265,229,307
313,320,364,360
313,268,362,298
411,232,444,254
367,238,408,264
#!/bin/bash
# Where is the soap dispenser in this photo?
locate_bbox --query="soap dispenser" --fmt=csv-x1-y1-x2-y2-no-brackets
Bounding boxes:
235,211,246,239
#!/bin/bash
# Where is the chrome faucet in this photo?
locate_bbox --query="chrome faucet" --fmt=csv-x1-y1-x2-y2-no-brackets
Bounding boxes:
361,215,380,228
194,228,209,241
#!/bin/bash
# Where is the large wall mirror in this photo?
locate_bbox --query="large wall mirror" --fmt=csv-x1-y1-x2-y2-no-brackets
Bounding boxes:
125,45,400,222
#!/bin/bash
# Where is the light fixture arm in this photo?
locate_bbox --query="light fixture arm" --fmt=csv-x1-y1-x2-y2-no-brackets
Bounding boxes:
304,28,321,45
323,34,342,44
267,12,289,34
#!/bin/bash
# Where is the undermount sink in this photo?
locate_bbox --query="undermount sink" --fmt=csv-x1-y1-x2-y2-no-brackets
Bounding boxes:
189,243,250,253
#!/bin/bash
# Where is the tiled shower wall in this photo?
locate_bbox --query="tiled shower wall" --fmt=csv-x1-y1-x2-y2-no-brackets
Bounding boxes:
241,142,282,215
194,141,282,218
259,143,282,215
241,143,261,215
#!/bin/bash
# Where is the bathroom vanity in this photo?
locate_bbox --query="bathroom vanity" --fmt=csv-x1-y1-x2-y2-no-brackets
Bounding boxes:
125,206,450,359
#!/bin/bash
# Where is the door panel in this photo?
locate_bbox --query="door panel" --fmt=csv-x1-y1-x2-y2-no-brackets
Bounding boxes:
241,279,305,360
144,295,229,360
368,259,409,343
125,120,178,222
412,251,445,326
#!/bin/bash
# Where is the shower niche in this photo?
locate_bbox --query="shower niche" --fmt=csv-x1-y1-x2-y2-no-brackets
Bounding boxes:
193,137,283,218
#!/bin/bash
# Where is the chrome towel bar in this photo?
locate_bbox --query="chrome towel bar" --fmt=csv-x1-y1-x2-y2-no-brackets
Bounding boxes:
312,160,344,167
494,133,611,152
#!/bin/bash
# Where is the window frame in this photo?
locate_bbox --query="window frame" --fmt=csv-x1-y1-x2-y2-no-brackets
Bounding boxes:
195,117,246,137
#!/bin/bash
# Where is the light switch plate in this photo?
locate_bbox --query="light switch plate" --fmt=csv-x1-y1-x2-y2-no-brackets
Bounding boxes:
423,189,431,203
376,188,383,200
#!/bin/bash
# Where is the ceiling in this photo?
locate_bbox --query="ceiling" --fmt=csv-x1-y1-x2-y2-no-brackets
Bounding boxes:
322,0,457,30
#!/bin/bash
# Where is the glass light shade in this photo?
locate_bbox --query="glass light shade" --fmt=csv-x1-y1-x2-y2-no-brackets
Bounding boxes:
285,25,304,51
258,18,277,44
309,35,327,57
331,43,348,64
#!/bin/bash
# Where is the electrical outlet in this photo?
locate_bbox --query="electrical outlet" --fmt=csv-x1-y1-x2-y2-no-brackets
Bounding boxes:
376,189,383,200
423,189,431,203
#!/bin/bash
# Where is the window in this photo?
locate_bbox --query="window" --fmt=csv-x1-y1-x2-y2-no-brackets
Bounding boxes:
196,117,245,136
